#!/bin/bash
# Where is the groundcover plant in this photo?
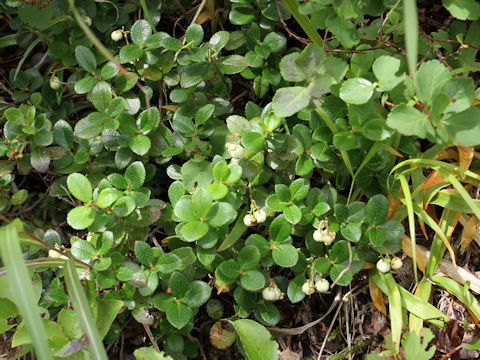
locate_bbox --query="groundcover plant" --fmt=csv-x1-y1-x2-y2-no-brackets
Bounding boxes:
2,0,480,358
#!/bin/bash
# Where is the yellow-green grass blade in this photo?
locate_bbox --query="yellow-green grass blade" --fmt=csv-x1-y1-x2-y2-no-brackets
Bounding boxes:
218,206,248,252
0,257,89,277
371,270,448,328
64,259,108,360
403,0,418,82
0,223,52,360
432,275,480,321
399,174,418,283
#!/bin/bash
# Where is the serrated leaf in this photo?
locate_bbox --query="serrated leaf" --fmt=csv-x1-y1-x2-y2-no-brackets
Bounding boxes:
124,161,145,190
339,78,375,104
75,45,96,73
272,244,298,267
131,20,152,45
165,300,192,329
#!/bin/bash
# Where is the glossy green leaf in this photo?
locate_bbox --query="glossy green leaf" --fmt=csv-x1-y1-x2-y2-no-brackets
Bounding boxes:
233,319,279,360
75,45,96,73
67,173,92,203
67,206,96,230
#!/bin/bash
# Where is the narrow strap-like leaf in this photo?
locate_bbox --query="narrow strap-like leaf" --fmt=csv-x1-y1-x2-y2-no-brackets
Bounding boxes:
64,259,108,360
0,223,52,360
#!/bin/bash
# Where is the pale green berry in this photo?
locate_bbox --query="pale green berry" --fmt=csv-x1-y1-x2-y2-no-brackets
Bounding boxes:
302,280,315,295
254,209,267,223
82,16,92,26
315,278,330,293
243,214,256,227
262,286,281,301
49,76,61,90
111,29,123,42
391,257,403,270
376,258,391,273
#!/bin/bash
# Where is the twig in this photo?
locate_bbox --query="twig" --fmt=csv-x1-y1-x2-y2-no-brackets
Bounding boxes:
316,295,343,360
274,0,309,45
267,289,341,335
142,323,160,353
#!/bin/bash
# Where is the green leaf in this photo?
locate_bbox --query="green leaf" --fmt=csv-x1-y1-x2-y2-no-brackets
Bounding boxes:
96,298,123,339
174,197,197,222
206,183,228,200
416,60,450,104
313,257,331,274
131,20,152,45
64,260,108,360
53,120,73,149
157,253,181,274
165,300,192,329
181,221,209,242
185,24,204,46
74,76,98,94
210,31,230,51
386,104,433,138
213,160,229,181
0,223,53,360
5,107,25,125
135,241,153,266
287,275,306,303
365,194,389,225
333,131,358,151
217,55,248,75
442,0,480,20
272,86,310,117
195,104,215,125
339,78,375,104
241,131,265,152
372,55,406,91
192,187,213,219
340,223,362,242
402,328,436,360
272,244,298,267
264,32,287,53
96,188,122,208
438,107,480,146
67,173,92,203
130,135,151,156
269,215,291,242
441,77,474,114
279,53,305,82
71,239,96,260
119,44,144,62
11,189,28,205
74,112,105,139
207,202,237,227
125,161,146,190
88,82,112,112
75,45,96,73
233,319,279,360
240,270,265,291
112,196,136,217
183,281,211,307
283,204,302,225
67,206,96,230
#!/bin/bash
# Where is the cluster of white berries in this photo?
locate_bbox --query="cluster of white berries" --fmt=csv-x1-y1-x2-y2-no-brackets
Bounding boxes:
376,256,403,273
243,209,267,227
225,142,244,159
302,278,330,295
262,285,283,301
312,221,336,245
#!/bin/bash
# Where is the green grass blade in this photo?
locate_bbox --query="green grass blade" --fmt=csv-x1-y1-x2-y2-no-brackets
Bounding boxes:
13,37,41,81
64,259,108,360
0,34,17,49
398,174,418,283
282,0,324,48
0,257,89,277
403,0,418,81
217,206,248,252
139,0,157,33
439,169,480,219
380,271,403,353
0,223,52,360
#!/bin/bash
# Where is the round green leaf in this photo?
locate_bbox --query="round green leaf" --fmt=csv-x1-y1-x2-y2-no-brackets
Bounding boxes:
71,239,96,260
75,45,96,73
124,161,145,190
96,188,121,209
165,300,192,329
313,258,331,274
283,204,302,225
131,19,152,45
129,134,151,156
67,206,96,230
339,78,376,104
112,196,136,217
240,270,265,291
67,173,92,203
181,221,209,242
272,244,298,267
183,281,211,308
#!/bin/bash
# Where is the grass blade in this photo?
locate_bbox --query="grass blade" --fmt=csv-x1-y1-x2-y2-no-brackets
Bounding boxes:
281,0,324,48
0,222,52,360
399,174,418,283
403,0,418,81
13,37,41,81
218,206,248,252
64,259,108,360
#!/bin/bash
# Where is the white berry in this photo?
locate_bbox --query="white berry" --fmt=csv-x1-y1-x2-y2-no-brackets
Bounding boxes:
243,214,256,227
49,76,61,90
302,280,315,295
262,286,281,301
315,278,329,293
225,142,237,152
48,249,67,260
254,209,267,223
313,229,323,242
376,258,391,273
82,16,92,27
323,231,336,245
391,257,403,270
111,29,123,42
229,145,244,159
